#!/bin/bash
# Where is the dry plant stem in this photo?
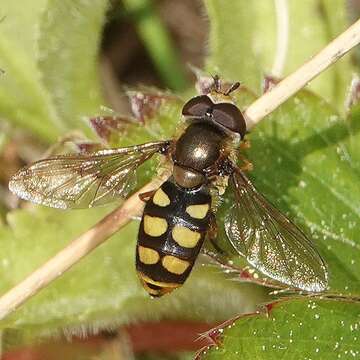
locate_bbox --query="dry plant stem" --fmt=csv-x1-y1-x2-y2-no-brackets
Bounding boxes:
1,19,360,322
245,17,360,129
0,171,170,320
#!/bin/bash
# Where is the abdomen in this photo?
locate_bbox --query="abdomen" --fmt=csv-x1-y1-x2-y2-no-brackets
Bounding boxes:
136,179,212,297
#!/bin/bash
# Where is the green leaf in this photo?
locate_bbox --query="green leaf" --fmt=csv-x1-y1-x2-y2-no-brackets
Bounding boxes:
318,0,354,109
204,297,360,359
0,1,62,141
37,0,109,134
204,0,354,108
0,206,267,337
107,91,184,148
0,0,109,142
249,93,360,295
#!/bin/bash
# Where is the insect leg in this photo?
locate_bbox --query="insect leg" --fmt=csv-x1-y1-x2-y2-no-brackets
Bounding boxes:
239,138,251,150
138,189,157,202
207,213,226,255
138,142,172,203
203,152,234,179
239,158,253,172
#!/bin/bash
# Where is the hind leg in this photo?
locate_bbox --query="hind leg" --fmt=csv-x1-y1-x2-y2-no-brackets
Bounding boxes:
207,213,226,255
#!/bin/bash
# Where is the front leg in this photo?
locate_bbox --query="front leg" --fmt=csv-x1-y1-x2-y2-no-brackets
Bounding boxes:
238,156,253,172
203,152,234,179
239,138,251,150
238,139,253,171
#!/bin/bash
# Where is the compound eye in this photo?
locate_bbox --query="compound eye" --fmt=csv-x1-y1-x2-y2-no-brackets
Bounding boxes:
182,95,213,117
212,103,247,138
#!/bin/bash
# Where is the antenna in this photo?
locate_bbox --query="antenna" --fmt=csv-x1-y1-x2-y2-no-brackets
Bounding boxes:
224,81,241,96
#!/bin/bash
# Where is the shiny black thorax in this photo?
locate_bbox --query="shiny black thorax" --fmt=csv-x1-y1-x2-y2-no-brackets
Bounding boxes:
173,122,227,173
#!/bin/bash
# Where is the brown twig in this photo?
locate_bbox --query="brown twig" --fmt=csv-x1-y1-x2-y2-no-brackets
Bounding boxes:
1,19,360,321
245,18,360,129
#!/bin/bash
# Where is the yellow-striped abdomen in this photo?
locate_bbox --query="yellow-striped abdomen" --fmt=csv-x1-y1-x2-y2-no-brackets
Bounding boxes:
136,179,212,297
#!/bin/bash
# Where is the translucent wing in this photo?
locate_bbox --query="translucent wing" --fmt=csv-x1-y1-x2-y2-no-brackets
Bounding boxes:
9,141,168,209
224,169,328,292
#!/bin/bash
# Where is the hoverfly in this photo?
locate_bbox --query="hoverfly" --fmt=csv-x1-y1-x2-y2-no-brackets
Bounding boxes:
9,76,328,297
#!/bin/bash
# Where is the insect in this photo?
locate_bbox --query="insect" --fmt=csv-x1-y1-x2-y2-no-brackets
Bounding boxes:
9,76,328,297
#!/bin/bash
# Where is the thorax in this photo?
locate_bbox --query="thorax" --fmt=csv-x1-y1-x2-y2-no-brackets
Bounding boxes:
173,122,226,171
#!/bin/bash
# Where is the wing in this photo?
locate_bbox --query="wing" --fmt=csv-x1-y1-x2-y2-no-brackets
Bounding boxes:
9,141,168,209
224,169,328,292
